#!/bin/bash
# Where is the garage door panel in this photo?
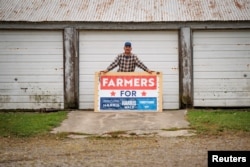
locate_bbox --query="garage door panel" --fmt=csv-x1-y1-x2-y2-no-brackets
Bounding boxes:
163,82,179,89
81,35,178,41
79,31,179,110
79,102,93,109
193,30,250,107
193,31,250,38
80,40,178,48
0,68,63,75
80,62,178,73
194,79,250,89
0,49,62,55
0,55,62,62
194,58,249,65
162,76,179,82
79,73,95,81
0,103,63,109
194,86,249,92
80,31,177,40
0,83,63,92
0,31,62,42
0,89,63,96
193,51,250,59
80,89,95,95
163,95,179,101
80,88,95,94
194,37,250,45
194,92,250,99
194,72,250,79
80,48,178,55
163,103,179,109
80,54,178,62
194,99,250,107
0,41,62,49
0,95,63,103
0,75,63,83
0,30,64,109
194,65,248,72
194,45,249,51
0,62,63,67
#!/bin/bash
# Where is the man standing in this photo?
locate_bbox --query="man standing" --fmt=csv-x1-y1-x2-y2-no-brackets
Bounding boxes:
101,42,153,73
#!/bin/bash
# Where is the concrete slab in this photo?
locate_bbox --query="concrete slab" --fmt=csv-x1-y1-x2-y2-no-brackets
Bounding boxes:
51,110,195,137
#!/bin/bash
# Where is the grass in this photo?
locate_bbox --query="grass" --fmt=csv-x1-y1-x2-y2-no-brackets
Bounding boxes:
0,111,67,137
0,109,249,138
187,109,250,134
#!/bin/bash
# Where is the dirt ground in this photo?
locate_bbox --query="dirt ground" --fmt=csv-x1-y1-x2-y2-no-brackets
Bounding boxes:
0,132,249,167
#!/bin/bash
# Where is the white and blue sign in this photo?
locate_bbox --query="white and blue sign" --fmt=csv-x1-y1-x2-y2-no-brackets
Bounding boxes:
100,97,157,110
94,72,162,112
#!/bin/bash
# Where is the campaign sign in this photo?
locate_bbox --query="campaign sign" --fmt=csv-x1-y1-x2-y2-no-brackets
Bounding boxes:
94,72,162,112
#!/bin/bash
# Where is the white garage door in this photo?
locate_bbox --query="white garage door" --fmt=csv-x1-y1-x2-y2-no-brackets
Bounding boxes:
79,31,179,110
0,30,64,109
193,30,250,107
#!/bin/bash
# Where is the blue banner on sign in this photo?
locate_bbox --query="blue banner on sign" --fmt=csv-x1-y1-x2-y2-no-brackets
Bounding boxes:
100,97,157,110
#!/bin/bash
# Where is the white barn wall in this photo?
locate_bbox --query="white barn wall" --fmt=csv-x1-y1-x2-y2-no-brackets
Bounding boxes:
193,30,250,107
0,30,64,109
79,31,179,109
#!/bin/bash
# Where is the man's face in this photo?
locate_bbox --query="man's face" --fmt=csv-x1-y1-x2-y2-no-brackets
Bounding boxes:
124,46,132,54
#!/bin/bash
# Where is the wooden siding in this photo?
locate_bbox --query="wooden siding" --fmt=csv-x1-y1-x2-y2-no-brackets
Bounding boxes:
63,28,79,109
179,27,193,108
0,30,64,109
193,30,250,107
79,31,179,110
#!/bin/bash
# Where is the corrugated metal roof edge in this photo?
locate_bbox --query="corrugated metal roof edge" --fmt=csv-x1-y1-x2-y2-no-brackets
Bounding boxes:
1,21,249,30
1,20,250,23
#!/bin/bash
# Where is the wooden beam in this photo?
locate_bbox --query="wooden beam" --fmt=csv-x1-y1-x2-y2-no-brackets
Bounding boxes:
179,27,193,108
64,27,79,109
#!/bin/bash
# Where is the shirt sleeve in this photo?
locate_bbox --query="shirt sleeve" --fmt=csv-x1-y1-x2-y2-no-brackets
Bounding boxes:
106,54,120,71
134,55,149,71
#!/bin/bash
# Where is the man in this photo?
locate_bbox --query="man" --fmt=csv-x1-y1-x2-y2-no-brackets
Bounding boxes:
101,42,153,73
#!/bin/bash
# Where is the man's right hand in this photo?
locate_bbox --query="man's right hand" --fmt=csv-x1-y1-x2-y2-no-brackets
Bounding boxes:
100,70,108,74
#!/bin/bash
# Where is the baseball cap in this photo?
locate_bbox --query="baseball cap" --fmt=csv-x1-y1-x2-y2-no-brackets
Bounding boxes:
124,42,131,47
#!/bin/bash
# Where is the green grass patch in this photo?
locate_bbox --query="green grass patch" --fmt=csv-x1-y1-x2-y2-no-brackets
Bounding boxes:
0,111,67,137
187,109,250,134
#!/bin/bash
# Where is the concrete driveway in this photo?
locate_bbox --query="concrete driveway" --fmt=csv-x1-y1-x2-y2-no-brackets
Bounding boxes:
52,110,195,138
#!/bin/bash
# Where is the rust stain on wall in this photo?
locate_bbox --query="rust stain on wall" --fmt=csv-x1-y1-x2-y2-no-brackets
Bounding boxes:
0,95,11,103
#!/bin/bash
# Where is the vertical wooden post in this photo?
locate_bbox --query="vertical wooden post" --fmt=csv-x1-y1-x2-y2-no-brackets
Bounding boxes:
179,27,193,108
64,27,79,109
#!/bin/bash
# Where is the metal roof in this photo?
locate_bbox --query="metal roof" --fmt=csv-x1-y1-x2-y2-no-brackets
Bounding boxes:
0,0,249,22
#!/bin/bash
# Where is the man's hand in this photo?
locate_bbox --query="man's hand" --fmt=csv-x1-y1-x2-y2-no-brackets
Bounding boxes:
146,69,153,74
100,70,108,74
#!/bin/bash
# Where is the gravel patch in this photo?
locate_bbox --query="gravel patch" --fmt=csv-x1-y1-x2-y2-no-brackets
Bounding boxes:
0,132,249,167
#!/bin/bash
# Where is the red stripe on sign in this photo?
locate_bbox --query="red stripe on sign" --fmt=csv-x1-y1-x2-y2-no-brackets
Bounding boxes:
100,76,157,90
